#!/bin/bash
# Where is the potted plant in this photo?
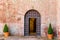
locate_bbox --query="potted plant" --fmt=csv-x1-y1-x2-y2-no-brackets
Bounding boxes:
3,24,9,37
48,23,53,39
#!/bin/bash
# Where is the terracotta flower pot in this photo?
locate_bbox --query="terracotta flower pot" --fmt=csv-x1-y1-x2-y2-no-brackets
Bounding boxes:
48,34,53,39
4,32,9,37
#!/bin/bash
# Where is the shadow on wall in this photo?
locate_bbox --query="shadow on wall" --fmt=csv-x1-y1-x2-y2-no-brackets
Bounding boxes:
53,27,57,37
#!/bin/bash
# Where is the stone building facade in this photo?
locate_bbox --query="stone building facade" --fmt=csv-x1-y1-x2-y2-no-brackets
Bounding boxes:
0,0,60,37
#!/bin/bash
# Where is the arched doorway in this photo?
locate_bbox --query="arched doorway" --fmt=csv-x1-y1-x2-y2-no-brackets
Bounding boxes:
24,9,41,36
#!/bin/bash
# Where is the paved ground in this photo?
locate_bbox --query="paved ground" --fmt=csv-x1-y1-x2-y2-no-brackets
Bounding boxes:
6,36,45,40
0,36,58,40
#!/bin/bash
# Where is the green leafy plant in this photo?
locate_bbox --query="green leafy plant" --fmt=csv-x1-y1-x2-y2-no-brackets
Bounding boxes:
3,24,8,32
48,23,53,34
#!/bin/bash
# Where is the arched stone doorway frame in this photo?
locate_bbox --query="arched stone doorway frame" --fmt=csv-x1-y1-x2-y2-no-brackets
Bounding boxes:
24,9,41,36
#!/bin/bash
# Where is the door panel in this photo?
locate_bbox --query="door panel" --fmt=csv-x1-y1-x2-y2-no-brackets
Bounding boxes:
29,18,36,35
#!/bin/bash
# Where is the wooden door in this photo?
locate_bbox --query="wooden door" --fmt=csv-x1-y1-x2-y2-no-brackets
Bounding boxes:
29,18,36,36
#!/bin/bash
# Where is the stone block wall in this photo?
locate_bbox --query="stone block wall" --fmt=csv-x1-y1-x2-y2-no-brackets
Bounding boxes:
0,0,57,37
